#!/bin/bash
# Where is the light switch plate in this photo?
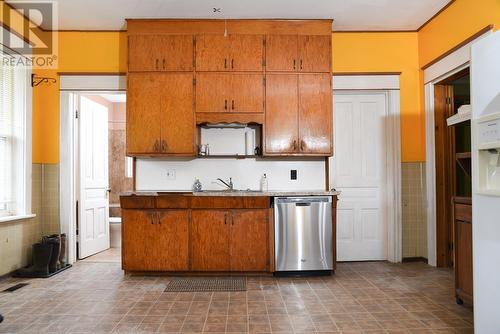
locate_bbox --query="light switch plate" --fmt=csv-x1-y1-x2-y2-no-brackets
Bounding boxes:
166,169,176,180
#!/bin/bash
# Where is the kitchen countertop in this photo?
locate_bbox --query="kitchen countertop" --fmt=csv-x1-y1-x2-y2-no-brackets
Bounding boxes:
121,190,340,197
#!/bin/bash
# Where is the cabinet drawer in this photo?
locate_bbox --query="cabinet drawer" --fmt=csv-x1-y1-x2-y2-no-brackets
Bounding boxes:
455,203,472,222
120,196,156,209
156,196,190,209
191,196,270,209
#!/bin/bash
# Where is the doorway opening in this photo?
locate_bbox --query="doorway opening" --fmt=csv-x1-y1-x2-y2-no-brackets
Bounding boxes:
75,92,129,263
433,68,471,268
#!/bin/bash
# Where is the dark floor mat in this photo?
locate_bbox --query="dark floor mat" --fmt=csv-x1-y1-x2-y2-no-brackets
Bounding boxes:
2,283,29,292
165,277,246,292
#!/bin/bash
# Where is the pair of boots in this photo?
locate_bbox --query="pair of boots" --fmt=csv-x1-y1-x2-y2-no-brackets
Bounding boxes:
17,234,66,277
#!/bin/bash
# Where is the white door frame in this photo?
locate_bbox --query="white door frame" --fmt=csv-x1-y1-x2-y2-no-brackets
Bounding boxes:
59,75,126,264
423,29,492,266
333,74,402,263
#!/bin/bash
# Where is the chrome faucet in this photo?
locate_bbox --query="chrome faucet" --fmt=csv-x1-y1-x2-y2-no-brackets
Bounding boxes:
217,177,233,191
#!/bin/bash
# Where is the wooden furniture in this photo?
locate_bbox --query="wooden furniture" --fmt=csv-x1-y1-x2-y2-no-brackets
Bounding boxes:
127,73,195,156
195,73,264,113
196,34,264,71
121,194,272,272
265,73,332,155
266,35,331,72
126,19,333,157
121,193,337,273
453,197,473,305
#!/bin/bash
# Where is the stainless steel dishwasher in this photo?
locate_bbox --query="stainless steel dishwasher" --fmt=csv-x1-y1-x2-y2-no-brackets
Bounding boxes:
274,196,333,274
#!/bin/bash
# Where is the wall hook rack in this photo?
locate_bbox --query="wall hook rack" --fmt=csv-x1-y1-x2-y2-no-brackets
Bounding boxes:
31,74,57,87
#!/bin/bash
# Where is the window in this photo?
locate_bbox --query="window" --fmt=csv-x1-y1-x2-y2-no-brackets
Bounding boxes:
0,54,31,219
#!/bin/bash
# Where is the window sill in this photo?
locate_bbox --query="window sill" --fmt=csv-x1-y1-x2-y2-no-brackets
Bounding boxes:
0,214,36,224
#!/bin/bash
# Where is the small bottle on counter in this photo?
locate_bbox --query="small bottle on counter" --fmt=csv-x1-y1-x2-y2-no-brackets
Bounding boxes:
193,178,202,192
260,173,268,192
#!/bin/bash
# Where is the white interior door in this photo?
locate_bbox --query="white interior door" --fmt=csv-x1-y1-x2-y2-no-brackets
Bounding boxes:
330,92,388,261
78,95,110,259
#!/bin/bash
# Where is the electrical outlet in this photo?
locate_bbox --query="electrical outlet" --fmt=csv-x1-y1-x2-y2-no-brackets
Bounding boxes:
290,169,297,180
166,169,176,180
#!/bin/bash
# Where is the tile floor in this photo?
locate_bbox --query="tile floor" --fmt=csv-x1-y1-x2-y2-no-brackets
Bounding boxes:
0,262,473,333
80,248,121,263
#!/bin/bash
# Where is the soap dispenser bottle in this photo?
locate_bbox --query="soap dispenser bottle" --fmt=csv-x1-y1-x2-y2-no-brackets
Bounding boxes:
260,174,268,192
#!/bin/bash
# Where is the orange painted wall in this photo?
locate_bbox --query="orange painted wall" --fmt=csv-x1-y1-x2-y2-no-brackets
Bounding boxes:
32,32,127,163
418,0,500,68
332,32,424,162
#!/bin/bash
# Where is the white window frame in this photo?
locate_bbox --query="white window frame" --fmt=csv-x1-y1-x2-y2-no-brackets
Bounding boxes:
0,48,34,223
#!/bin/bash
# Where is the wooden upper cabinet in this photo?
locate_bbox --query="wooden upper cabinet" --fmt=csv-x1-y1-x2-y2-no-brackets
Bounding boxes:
265,74,298,154
127,73,195,156
230,35,264,71
127,73,162,154
191,210,230,271
298,35,331,72
196,73,230,113
128,35,194,72
230,74,264,113
160,74,195,154
266,34,331,73
230,210,269,271
298,74,332,154
266,35,298,72
195,34,263,71
196,73,263,113
195,34,230,71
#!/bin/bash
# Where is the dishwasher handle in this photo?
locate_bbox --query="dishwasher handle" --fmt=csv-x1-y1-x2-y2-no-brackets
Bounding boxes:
275,196,332,204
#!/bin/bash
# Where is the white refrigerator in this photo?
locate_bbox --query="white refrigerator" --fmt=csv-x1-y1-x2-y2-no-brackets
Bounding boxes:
471,31,500,333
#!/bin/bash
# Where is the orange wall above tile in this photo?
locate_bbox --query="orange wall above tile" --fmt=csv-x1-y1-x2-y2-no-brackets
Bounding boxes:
418,0,500,68
32,32,127,164
332,32,424,162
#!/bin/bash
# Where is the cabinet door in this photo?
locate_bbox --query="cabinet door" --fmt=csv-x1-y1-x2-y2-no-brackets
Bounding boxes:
455,219,473,302
156,35,194,71
195,73,231,113
230,35,264,71
128,35,161,72
264,74,298,154
127,73,162,154
230,210,269,271
160,74,195,154
191,210,230,271
122,209,157,270
156,210,190,271
266,35,298,72
298,35,331,73
195,35,230,71
230,74,264,113
298,74,332,155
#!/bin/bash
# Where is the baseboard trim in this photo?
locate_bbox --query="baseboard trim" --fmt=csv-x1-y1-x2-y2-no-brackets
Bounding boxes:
402,257,428,264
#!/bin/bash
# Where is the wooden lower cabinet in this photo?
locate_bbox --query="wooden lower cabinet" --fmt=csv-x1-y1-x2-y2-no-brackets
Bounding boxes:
230,210,269,271
453,197,473,305
122,209,189,271
191,209,270,272
191,210,231,271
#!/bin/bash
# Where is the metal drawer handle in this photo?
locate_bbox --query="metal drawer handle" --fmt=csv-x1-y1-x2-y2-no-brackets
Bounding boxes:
296,203,311,207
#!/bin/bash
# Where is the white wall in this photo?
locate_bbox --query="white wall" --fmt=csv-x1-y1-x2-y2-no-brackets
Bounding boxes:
136,158,326,191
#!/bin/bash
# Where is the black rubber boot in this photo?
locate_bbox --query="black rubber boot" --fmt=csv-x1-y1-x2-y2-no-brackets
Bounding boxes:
16,243,53,277
43,235,61,273
58,234,67,267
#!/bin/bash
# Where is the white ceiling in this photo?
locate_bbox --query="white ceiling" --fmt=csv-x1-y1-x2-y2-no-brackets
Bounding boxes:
8,0,451,31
